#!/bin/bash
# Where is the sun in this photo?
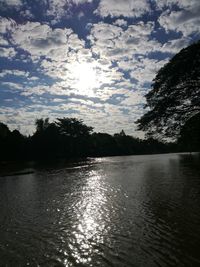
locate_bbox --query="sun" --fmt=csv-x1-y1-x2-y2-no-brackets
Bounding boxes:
74,62,98,95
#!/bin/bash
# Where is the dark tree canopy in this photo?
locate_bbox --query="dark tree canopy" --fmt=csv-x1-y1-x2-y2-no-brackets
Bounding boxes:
0,117,176,162
137,41,200,138
0,123,10,138
55,118,93,137
35,118,50,133
178,113,200,151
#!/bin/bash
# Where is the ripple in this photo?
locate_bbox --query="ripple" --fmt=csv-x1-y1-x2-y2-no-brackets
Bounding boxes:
0,154,200,266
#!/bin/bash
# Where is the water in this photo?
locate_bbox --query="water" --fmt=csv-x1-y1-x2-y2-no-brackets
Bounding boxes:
0,153,200,267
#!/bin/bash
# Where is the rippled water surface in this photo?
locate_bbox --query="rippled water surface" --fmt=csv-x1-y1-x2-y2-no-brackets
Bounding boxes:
0,153,200,266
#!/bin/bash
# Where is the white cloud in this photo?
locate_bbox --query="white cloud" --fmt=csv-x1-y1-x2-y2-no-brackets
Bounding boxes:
0,47,16,58
20,9,34,19
72,0,93,4
130,58,169,84
0,98,138,136
2,81,23,90
155,0,199,10
89,21,156,61
120,91,145,106
89,22,122,41
161,37,192,53
46,0,93,23
0,0,22,8
113,19,128,27
0,38,9,46
0,17,16,34
8,21,84,62
158,0,200,36
95,0,150,18
46,0,68,21
0,69,29,78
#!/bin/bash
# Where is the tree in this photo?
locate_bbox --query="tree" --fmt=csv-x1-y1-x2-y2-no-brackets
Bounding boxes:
137,41,200,139
0,122,10,138
35,118,50,133
178,113,200,152
55,118,93,137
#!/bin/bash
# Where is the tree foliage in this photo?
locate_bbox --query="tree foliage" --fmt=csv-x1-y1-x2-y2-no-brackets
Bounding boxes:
178,113,200,151
0,123,10,138
0,118,175,161
137,41,200,138
55,118,93,137
35,118,50,133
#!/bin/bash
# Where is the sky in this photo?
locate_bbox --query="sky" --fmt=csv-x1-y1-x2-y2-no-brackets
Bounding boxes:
0,0,200,136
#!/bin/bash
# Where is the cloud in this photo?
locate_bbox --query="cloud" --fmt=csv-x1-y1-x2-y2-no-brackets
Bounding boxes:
46,0,69,22
0,69,29,78
158,0,200,36
88,21,161,66
89,22,122,42
0,17,16,33
120,90,145,106
0,96,141,136
45,0,93,23
113,19,128,27
95,0,150,18
72,0,93,4
161,36,192,53
155,0,199,9
2,81,23,90
0,38,9,46
0,0,23,9
0,0,199,137
6,21,85,62
19,9,34,19
129,58,168,85
0,0,93,22
0,47,16,58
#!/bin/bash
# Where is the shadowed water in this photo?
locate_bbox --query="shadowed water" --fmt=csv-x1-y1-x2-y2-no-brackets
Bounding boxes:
0,153,200,266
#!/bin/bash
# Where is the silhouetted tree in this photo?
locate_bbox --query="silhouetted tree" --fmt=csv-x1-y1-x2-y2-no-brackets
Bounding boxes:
8,130,26,159
178,113,200,152
91,133,118,156
120,130,126,136
55,118,93,137
35,118,50,133
32,119,61,159
137,41,200,139
0,122,10,138
0,118,178,162
0,123,28,160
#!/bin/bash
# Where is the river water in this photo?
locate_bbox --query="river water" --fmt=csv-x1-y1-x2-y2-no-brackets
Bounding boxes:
0,153,200,267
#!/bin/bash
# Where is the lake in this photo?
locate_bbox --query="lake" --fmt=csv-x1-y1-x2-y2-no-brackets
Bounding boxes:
0,153,200,266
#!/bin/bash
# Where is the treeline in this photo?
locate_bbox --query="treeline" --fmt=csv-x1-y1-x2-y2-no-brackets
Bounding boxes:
0,117,191,162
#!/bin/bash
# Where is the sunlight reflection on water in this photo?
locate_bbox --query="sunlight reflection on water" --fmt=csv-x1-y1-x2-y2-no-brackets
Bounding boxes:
0,153,200,267
70,170,107,265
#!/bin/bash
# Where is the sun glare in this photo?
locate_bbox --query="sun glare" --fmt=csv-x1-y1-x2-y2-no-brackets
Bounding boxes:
74,63,98,95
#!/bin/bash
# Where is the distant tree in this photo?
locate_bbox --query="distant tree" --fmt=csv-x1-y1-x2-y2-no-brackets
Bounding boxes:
137,41,200,139
8,129,26,159
114,130,126,137
0,122,10,138
35,118,50,133
0,118,179,162
120,130,126,136
32,119,61,158
91,133,118,156
55,118,93,137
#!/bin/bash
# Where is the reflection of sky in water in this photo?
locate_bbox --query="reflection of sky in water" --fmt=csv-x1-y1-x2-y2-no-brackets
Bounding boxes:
70,170,108,265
